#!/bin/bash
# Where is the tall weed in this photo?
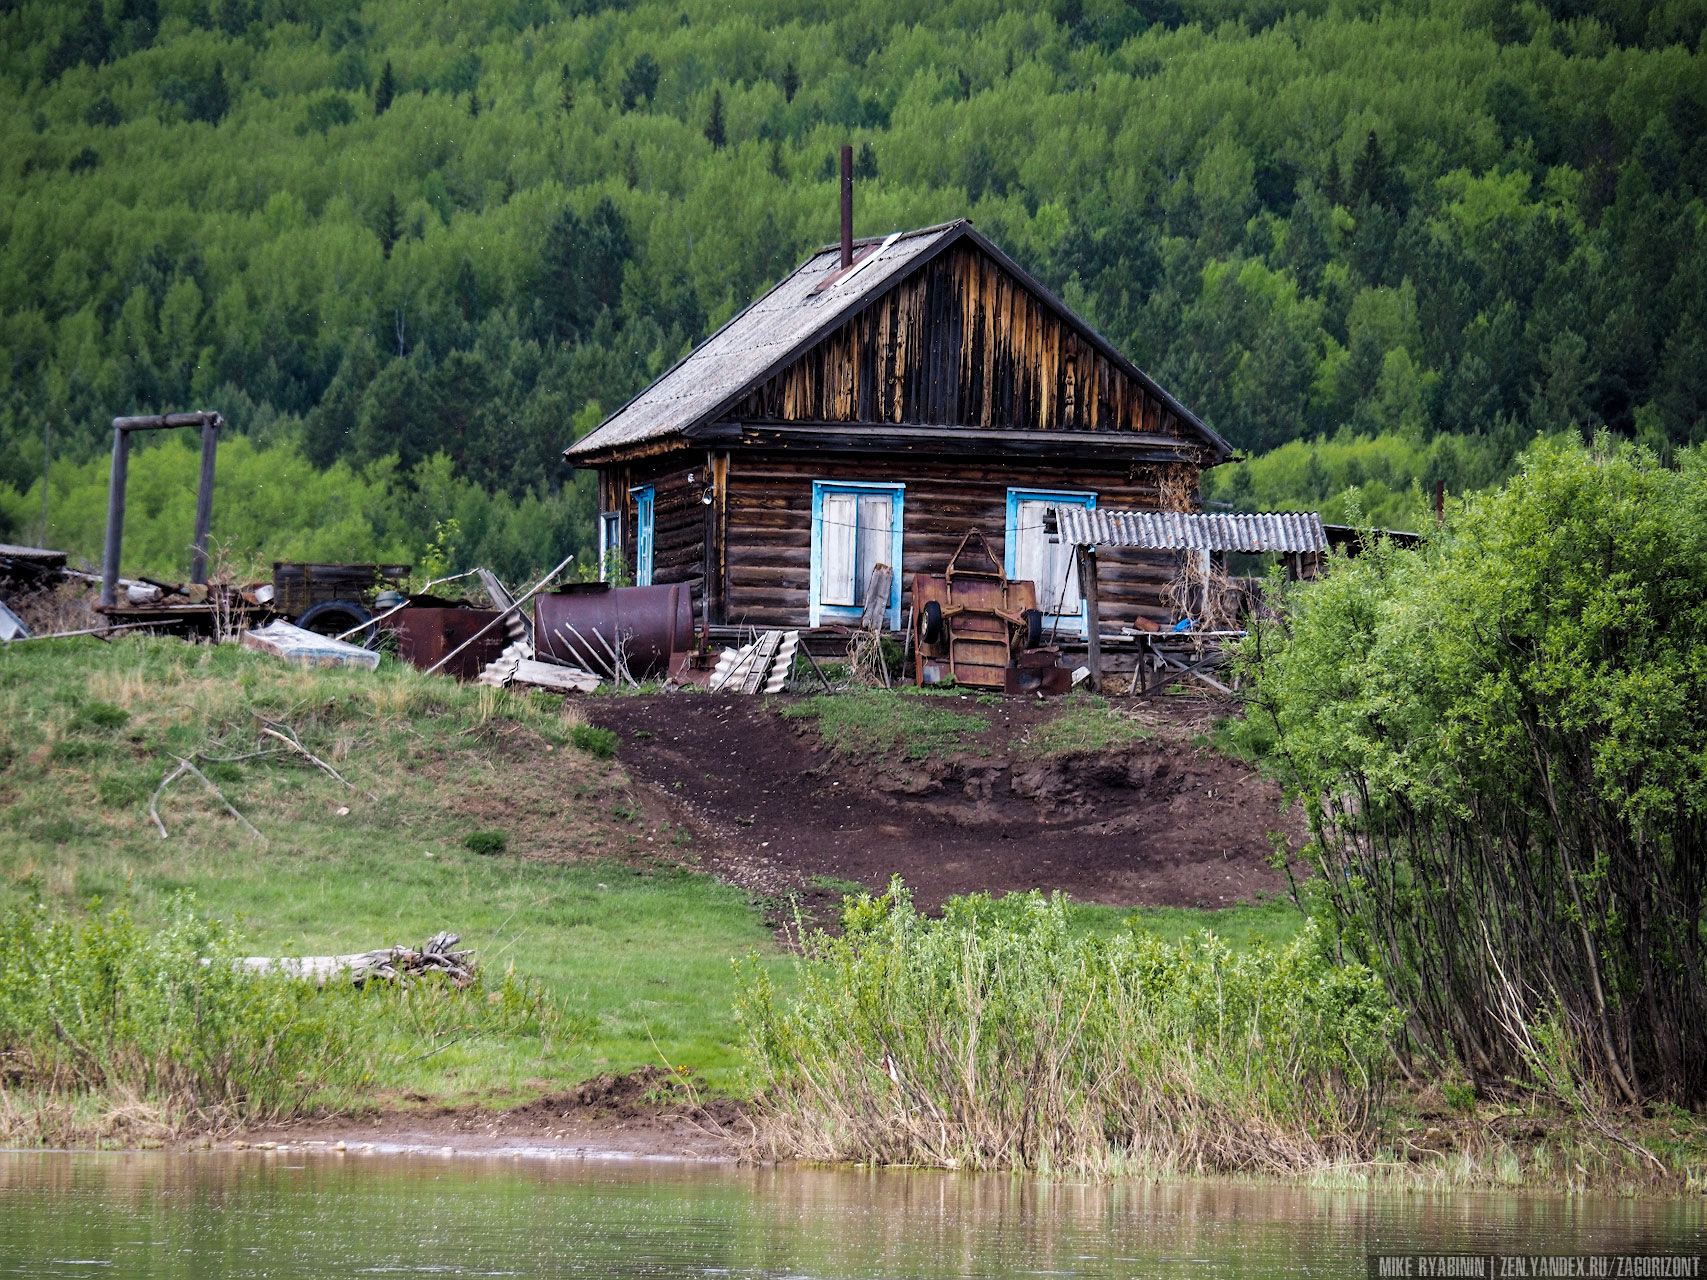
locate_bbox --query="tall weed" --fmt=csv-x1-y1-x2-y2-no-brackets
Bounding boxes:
737,882,1396,1176
0,897,575,1141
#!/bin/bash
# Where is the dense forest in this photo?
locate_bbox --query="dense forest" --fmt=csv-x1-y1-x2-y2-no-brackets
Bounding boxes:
0,0,1702,579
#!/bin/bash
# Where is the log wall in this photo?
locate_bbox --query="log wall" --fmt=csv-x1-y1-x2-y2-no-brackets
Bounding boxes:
599,455,709,602
720,451,1189,632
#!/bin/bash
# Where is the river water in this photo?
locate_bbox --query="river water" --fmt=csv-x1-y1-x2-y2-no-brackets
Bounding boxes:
1,1151,1702,1278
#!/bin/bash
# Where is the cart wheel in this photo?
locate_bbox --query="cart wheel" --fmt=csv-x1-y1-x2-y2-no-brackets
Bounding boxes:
919,600,944,646
1021,608,1044,649
296,600,376,647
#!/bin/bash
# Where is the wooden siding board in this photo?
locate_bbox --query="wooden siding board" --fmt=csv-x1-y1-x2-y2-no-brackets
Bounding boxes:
712,241,1193,437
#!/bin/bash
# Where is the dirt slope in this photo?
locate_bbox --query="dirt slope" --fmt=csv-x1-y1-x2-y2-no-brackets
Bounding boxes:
585,694,1298,912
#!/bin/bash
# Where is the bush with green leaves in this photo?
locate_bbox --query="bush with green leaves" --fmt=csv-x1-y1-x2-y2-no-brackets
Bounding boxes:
0,897,361,1129
1240,436,1707,1109
737,881,1394,1175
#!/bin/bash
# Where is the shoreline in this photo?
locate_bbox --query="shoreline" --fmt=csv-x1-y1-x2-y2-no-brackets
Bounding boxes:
4,1074,1701,1194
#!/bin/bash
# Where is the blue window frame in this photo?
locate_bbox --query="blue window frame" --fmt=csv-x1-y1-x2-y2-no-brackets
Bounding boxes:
629,486,654,587
1006,487,1096,636
810,481,904,629
597,511,621,582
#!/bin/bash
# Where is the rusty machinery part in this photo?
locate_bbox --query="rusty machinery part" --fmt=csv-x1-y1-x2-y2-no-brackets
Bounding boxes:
534,583,695,681
919,600,944,645
295,600,379,648
387,606,506,680
911,528,1061,691
1022,608,1044,649
943,527,1004,585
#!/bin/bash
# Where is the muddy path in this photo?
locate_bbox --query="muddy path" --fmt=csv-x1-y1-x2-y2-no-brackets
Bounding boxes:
585,694,1300,913
229,1069,742,1161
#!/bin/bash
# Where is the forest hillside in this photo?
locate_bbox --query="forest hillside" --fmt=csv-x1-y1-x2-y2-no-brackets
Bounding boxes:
1,0,1702,579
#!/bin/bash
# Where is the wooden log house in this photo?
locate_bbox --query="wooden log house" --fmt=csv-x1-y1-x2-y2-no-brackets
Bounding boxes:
563,219,1233,641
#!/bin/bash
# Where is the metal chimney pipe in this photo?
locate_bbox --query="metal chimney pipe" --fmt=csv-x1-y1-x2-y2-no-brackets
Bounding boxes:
840,145,854,269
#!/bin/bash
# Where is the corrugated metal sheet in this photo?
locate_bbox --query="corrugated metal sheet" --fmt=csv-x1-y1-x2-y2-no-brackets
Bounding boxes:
1053,507,1328,553
566,225,960,459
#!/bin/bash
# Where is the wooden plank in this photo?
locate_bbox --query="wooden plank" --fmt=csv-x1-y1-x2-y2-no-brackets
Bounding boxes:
859,564,893,630
1077,544,1102,691
740,630,783,694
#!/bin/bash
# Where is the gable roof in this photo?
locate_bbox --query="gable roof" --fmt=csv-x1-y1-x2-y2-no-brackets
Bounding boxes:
565,219,1230,464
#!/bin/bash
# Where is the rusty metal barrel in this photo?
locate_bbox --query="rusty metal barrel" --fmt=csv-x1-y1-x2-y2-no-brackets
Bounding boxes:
534,583,694,680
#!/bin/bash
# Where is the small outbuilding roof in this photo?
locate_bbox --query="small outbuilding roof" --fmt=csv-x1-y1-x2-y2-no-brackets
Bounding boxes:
565,219,1228,463
1050,507,1329,554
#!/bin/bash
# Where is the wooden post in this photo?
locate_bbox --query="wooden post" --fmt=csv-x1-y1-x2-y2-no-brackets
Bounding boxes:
101,411,222,606
190,417,220,584
1076,543,1101,691
100,425,131,607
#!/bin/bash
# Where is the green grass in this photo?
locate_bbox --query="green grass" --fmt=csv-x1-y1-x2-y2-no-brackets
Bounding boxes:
1016,696,1152,758
777,690,989,759
0,637,791,1106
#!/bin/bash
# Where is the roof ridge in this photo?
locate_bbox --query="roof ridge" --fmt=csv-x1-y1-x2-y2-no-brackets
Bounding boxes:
812,218,968,255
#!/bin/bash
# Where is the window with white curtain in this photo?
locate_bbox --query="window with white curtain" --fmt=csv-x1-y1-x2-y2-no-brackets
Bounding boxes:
811,481,903,627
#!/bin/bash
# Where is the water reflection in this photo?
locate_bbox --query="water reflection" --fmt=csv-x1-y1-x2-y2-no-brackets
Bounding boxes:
1,1151,1701,1278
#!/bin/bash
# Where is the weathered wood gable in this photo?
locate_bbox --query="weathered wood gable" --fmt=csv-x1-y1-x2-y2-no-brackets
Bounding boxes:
725,242,1187,438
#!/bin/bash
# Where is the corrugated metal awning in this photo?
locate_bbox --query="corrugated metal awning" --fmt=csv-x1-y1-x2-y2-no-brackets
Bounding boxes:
1051,507,1328,553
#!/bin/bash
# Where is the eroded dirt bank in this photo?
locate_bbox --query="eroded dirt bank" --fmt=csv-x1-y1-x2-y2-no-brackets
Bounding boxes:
227,1069,743,1160
585,693,1299,912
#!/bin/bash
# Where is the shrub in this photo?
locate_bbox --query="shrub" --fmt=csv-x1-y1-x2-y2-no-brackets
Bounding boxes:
736,881,1395,1175
0,898,361,1130
0,897,579,1140
72,702,130,731
1241,436,1707,1107
463,829,508,856
569,722,618,759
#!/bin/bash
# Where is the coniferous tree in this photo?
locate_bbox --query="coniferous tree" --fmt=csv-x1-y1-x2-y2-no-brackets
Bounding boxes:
619,54,659,111
120,0,159,50
705,89,725,149
781,61,799,103
45,0,112,80
377,193,400,259
468,91,481,118
193,61,229,125
1324,152,1343,207
374,61,396,116
558,64,574,117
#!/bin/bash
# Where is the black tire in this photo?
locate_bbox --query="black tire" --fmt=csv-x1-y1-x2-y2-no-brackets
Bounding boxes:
1021,608,1044,649
919,599,944,646
295,599,376,647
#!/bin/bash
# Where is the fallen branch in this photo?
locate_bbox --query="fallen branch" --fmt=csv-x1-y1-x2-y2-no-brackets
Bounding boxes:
238,931,475,988
257,720,378,801
148,760,190,838
149,757,262,841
